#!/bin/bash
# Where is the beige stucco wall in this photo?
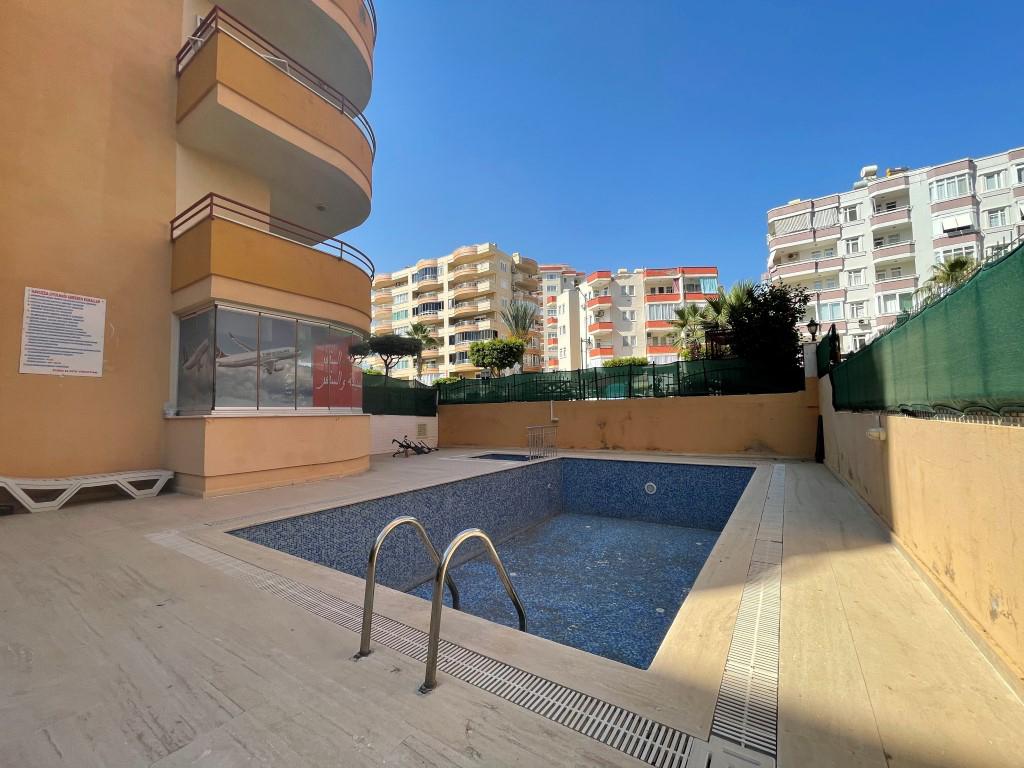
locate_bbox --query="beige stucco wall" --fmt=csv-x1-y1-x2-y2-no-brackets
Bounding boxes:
164,414,370,496
439,384,819,458
820,376,1024,680
0,0,182,478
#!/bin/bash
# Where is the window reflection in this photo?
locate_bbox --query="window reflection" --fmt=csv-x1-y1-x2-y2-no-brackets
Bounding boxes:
214,307,259,407
258,315,297,407
176,308,214,413
176,305,363,412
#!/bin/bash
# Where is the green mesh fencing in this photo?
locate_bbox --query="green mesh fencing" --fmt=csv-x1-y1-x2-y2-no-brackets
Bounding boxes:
437,359,804,405
815,327,838,378
830,239,1024,413
362,375,437,416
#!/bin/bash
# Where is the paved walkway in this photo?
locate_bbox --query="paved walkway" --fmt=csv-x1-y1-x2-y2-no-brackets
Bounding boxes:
0,451,1021,766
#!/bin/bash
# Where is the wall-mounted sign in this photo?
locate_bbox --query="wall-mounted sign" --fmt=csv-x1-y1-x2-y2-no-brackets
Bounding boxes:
20,287,106,377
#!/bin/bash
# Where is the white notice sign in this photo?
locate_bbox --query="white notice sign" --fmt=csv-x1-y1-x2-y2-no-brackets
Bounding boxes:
20,287,106,377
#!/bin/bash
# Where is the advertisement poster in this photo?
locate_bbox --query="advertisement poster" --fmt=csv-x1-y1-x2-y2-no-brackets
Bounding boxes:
312,338,363,408
20,287,106,377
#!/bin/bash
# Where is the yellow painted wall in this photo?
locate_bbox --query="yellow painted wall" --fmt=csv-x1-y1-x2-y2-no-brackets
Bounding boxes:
171,218,371,327
165,414,370,496
820,377,1024,680
439,384,819,458
0,0,182,477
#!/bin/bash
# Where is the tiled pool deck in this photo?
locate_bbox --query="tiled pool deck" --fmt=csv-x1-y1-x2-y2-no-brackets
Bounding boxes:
2,450,1023,766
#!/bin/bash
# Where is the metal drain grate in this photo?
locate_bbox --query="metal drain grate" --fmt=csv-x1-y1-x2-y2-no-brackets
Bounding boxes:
147,530,697,767
709,465,784,757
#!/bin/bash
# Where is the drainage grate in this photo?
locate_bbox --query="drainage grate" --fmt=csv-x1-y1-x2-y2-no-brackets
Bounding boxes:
146,530,697,767
709,465,784,757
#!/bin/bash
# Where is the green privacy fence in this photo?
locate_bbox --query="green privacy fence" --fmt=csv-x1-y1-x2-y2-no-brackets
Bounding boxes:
830,238,1024,413
362,375,437,416
437,358,804,405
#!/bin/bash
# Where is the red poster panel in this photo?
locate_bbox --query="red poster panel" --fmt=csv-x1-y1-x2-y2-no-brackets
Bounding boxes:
314,335,363,408
312,345,332,407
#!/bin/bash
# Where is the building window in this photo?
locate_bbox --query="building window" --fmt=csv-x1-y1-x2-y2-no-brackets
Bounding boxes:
935,244,977,264
851,335,867,352
620,284,635,297
981,170,1006,192
985,207,1009,228
847,269,866,286
844,236,861,255
929,173,971,202
176,305,362,414
559,347,566,359
392,293,408,304
621,310,636,322
848,301,867,319
818,302,843,322
699,277,718,293
841,204,859,223
622,335,636,348
1015,165,1024,185
876,292,913,315
546,308,557,316
645,303,679,321
392,309,409,321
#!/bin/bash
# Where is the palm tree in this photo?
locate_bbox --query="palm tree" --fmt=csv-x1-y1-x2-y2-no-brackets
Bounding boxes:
918,255,978,305
406,322,439,380
500,300,539,341
671,304,706,357
702,281,755,330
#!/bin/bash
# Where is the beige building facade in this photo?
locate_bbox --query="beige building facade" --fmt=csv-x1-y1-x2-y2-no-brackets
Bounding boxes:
1,0,378,496
766,145,1024,353
370,244,542,381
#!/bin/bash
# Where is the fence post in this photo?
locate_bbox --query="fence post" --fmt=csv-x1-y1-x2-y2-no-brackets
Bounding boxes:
675,360,681,397
627,364,633,399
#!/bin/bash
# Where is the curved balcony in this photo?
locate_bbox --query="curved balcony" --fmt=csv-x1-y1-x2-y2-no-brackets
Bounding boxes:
588,322,614,335
371,288,390,304
450,244,496,266
646,345,677,356
589,347,614,359
452,281,493,300
545,316,558,326
868,174,909,197
449,263,493,284
212,1,375,109
587,270,612,287
450,302,489,320
176,8,373,236
644,292,681,304
513,273,539,290
414,313,443,326
586,295,613,310
170,194,372,330
373,272,404,289
546,338,559,347
449,361,481,374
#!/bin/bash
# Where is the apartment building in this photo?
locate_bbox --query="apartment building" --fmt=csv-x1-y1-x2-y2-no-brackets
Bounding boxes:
2,1,378,495
370,244,542,381
766,145,1024,353
580,268,721,366
539,264,585,371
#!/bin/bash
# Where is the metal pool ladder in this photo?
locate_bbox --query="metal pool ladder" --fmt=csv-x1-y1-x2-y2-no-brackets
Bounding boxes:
420,528,527,693
356,516,461,658
527,424,557,459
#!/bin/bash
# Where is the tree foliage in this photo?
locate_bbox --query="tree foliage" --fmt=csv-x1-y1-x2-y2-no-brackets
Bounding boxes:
433,376,461,387
918,255,978,305
499,300,539,341
350,334,422,377
602,356,649,368
468,338,525,375
728,282,809,374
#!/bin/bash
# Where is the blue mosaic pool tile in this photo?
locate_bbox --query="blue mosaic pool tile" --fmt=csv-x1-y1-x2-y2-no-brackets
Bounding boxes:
231,461,561,591
408,512,720,669
559,459,752,531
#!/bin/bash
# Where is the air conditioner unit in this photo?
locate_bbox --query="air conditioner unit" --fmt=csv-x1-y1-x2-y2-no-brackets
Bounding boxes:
858,319,870,327
594,310,605,318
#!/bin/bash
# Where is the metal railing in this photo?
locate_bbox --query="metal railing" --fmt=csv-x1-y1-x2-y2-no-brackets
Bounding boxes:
356,517,458,658
175,6,376,155
361,0,378,39
527,425,557,459
170,193,374,279
421,529,527,692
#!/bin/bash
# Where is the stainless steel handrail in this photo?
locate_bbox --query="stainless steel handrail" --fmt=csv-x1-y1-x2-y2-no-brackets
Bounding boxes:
356,516,460,658
420,528,527,693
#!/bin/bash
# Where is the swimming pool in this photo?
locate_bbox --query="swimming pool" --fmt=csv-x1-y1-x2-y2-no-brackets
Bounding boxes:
231,459,753,668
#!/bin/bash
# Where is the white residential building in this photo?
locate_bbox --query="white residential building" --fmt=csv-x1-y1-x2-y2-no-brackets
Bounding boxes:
766,145,1024,353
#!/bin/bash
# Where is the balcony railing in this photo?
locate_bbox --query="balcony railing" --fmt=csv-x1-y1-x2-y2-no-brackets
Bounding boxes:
170,193,374,278
175,6,376,155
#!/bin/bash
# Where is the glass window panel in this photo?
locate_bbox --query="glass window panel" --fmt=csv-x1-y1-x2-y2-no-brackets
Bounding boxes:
214,307,258,407
328,326,362,409
297,321,329,407
176,308,214,413
258,315,297,408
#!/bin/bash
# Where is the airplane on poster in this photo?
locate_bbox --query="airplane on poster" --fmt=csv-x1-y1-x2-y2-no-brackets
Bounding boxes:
180,334,295,376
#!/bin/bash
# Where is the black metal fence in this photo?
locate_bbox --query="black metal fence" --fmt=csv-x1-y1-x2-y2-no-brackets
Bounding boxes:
362,375,437,416
437,358,804,405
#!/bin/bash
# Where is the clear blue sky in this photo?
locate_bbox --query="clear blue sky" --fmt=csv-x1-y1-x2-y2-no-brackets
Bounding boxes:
353,0,1021,287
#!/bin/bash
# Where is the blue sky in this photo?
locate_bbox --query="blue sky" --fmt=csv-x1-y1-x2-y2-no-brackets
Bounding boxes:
353,0,1021,287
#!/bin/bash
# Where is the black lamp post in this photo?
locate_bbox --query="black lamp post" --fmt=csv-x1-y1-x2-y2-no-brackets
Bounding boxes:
807,317,820,342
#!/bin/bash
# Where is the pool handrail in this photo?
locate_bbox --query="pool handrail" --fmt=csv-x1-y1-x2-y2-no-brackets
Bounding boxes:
420,528,527,693
356,516,460,658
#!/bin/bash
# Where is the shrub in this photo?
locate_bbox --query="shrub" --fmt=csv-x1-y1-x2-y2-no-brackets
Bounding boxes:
603,356,649,368
433,376,460,387
363,368,383,376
